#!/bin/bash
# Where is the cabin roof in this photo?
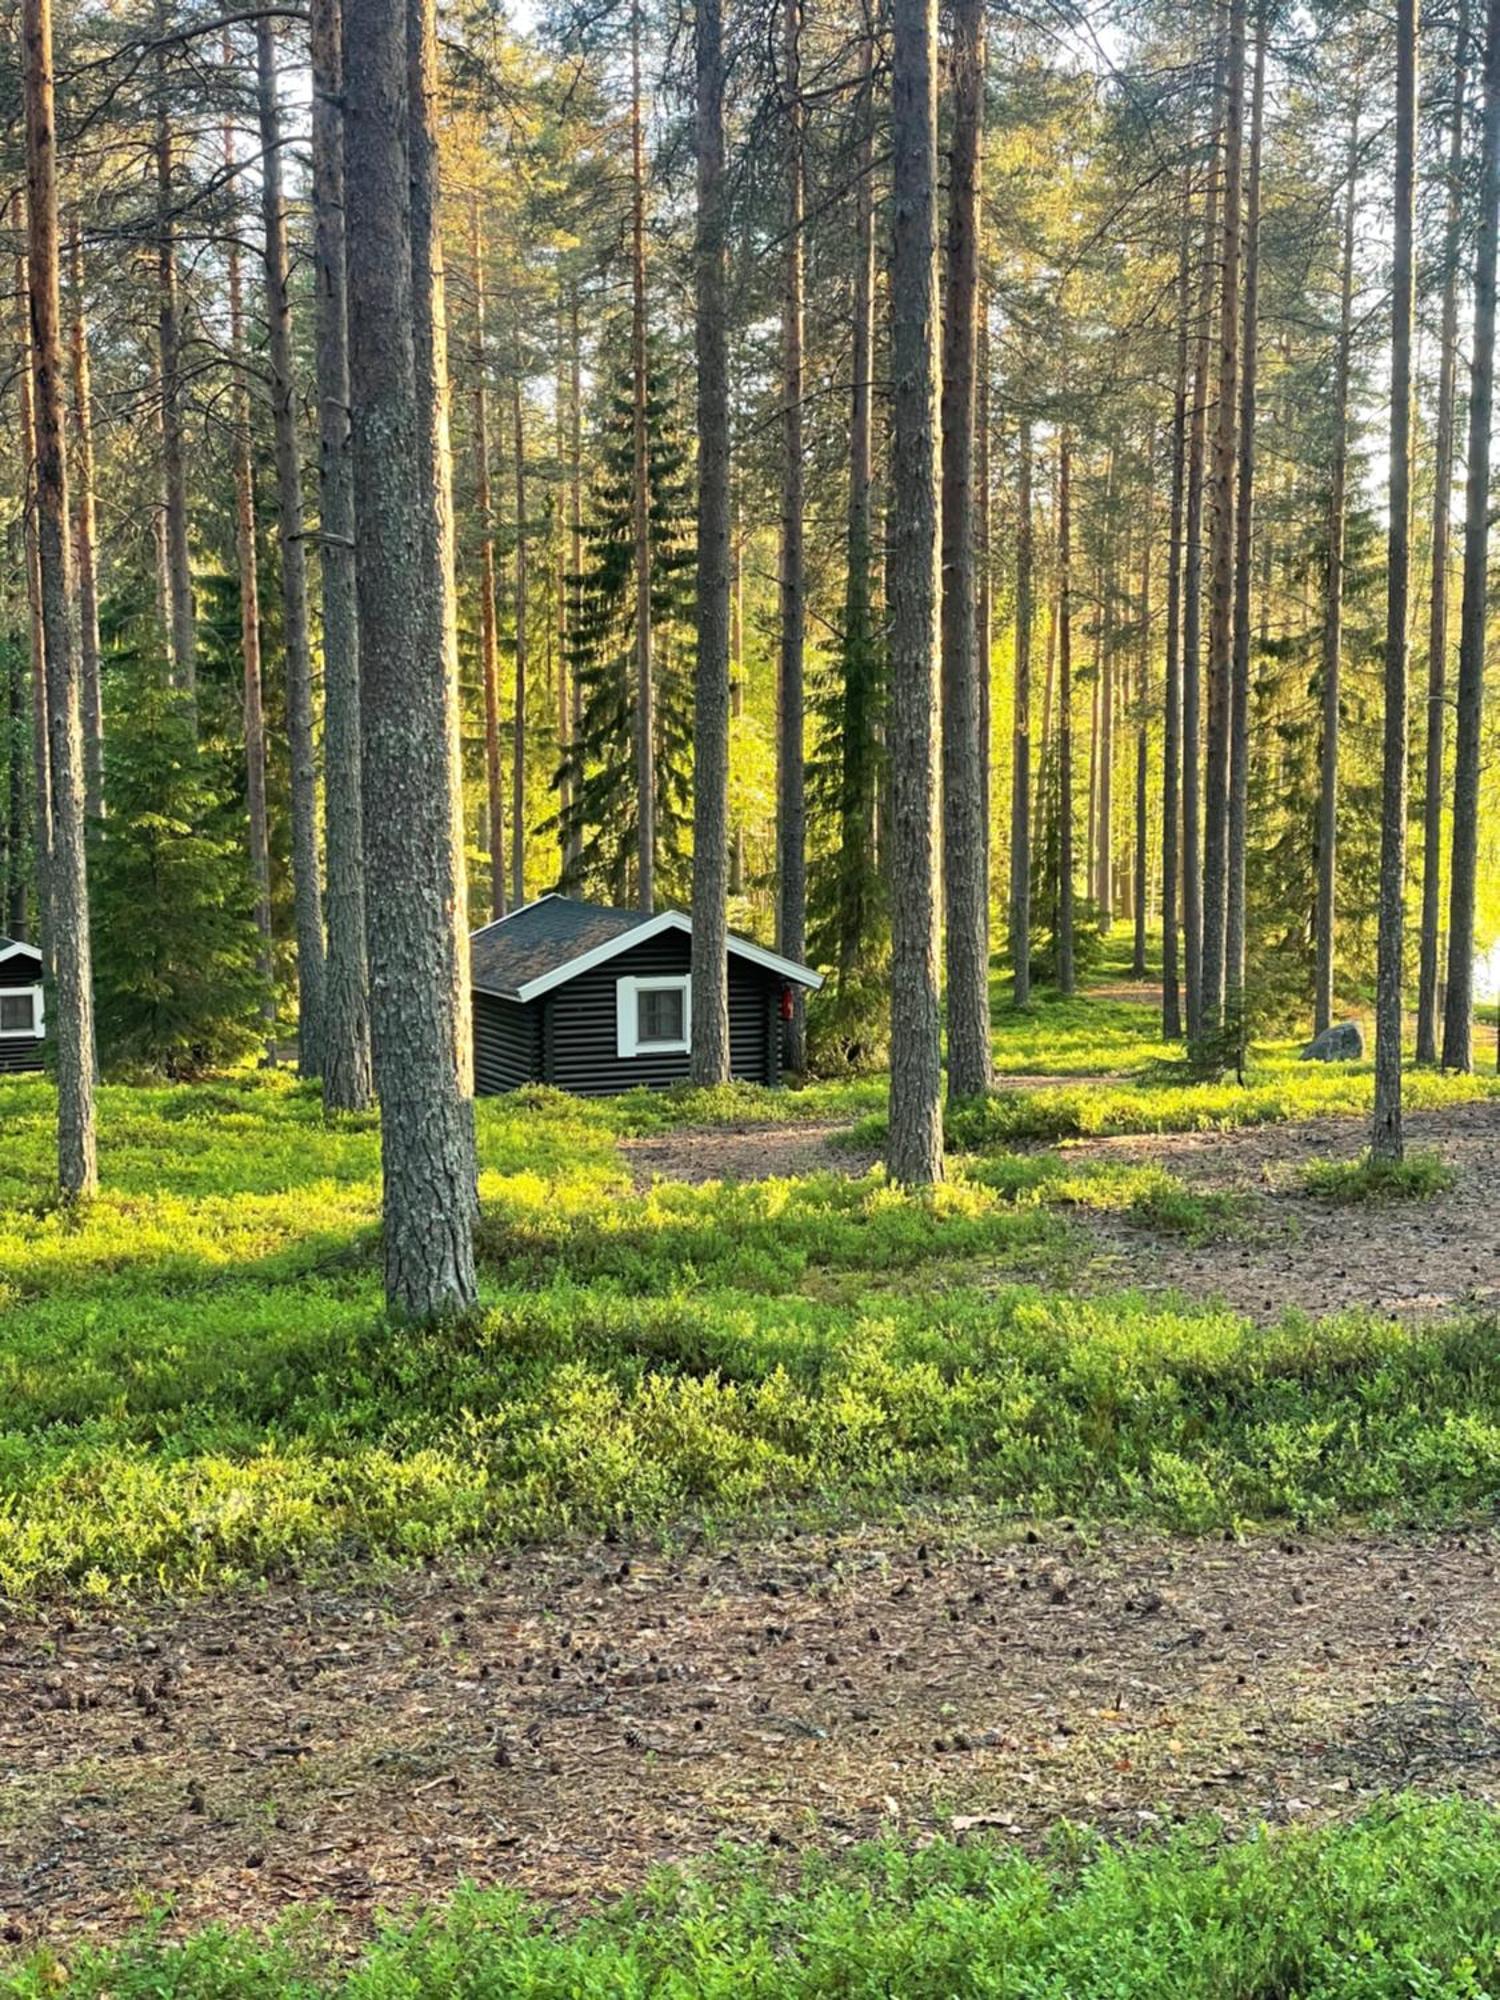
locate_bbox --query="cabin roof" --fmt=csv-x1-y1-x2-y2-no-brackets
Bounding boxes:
470,894,823,1005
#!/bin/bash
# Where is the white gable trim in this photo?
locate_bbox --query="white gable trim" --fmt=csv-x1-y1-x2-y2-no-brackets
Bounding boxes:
512,909,823,1004
0,940,43,974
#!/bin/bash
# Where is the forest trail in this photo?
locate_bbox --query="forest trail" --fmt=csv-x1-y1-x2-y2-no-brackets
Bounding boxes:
6,1524,1499,1945
1071,1097,1500,1322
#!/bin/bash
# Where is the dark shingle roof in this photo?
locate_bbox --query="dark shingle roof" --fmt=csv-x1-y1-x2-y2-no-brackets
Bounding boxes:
470,896,653,999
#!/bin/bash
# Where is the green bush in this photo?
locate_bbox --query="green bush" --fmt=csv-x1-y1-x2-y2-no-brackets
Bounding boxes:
1302,1150,1456,1204
11,1800,1500,1997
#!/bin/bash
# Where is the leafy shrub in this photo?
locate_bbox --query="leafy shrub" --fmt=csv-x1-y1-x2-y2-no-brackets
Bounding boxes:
1303,1150,1456,1204
11,1800,1500,1997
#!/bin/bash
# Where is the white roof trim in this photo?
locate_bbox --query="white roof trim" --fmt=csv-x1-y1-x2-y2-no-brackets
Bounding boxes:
511,908,823,1004
469,891,564,942
0,939,43,973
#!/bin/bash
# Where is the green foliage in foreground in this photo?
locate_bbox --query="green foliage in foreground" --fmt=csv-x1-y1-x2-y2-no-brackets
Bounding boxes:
851,1061,1500,1151
1302,1150,1457,1204
11,1801,1500,1997
3,1069,1500,1597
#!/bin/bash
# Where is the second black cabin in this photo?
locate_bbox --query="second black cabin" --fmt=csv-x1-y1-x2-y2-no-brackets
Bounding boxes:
0,937,45,1075
470,895,822,1097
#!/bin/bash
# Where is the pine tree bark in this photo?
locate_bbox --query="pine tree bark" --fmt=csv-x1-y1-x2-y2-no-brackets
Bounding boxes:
258,17,327,1078
887,0,944,1183
1181,34,1226,1042
511,366,528,909
343,0,476,1316
1372,0,1418,1158
1056,426,1076,995
16,233,52,955
629,0,654,910
408,0,474,1092
1162,170,1191,1039
836,1,877,998
1133,469,1151,979
224,100,275,1043
154,31,195,723
65,217,101,822
1416,1,1469,1062
470,201,506,920
1442,0,1500,1073
310,0,374,1112
777,0,808,1067
1225,6,1265,1019
23,0,96,1198
1010,411,1034,1007
939,0,990,1100
564,283,584,889
1198,0,1244,1043
690,0,731,1085
1313,111,1359,1038
6,636,27,939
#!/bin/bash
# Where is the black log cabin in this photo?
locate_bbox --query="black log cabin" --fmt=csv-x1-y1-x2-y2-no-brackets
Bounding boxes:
470,895,822,1096
0,937,46,1074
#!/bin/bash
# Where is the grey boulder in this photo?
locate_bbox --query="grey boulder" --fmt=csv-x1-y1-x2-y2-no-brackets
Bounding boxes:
1301,1020,1364,1062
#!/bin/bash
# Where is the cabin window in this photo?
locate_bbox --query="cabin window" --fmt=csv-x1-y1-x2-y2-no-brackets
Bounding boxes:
616,974,691,1058
0,985,41,1037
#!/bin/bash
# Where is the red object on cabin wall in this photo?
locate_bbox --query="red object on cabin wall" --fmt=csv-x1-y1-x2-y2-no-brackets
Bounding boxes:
780,985,794,1021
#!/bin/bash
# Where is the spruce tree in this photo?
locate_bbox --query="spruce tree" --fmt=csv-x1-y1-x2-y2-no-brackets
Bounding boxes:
92,656,267,1076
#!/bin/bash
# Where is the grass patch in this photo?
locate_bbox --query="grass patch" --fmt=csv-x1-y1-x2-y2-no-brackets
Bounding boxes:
849,1063,1500,1151
2,990,1497,1601
1302,1150,1457,1203
9,1799,1500,1996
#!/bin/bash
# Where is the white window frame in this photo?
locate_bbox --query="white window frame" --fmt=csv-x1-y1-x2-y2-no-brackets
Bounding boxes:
0,983,43,1039
616,974,691,1058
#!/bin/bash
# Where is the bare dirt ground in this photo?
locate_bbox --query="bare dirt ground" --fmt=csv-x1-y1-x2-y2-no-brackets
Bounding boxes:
623,1120,878,1187
1073,1097,1500,1321
6,1523,1500,1946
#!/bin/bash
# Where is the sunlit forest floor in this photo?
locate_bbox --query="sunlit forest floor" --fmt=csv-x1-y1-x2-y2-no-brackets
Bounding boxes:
6,943,1500,1990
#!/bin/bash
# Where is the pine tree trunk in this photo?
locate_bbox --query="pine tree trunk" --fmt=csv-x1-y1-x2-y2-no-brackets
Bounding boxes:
690,0,731,1085
1313,112,1358,1038
258,16,327,1078
777,0,808,1067
1133,473,1151,980
16,234,52,954
554,298,571,881
343,0,476,1317
22,0,96,1198
836,2,877,998
565,283,584,888
65,216,102,822
6,639,27,939
511,367,528,910
887,0,944,1183
310,0,374,1111
224,101,275,1044
1225,7,1265,1023
408,0,474,1091
1181,35,1226,1043
1162,168,1191,1039
1010,411,1034,1007
1416,0,1469,1062
154,33,195,724
1199,0,1244,1044
629,0,654,910
1056,427,1076,996
1372,0,1418,1158
471,202,506,920
939,0,990,1100
1442,0,1500,1073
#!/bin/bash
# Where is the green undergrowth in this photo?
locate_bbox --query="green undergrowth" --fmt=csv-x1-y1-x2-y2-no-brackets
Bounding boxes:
849,1061,1500,1151
10,1800,1500,1997
2,1010,1497,1600
1302,1149,1457,1204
